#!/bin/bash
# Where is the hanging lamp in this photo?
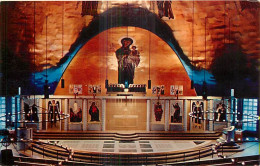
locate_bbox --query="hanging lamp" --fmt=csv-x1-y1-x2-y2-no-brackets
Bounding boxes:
44,16,49,99
61,2,65,88
191,0,195,89
148,29,151,89
105,1,109,89
202,17,207,100
33,2,36,102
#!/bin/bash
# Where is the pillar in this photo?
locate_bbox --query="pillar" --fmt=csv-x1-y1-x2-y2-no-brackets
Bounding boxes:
184,99,188,131
227,99,231,127
15,97,18,131
101,99,106,131
38,99,43,130
20,98,24,128
83,99,87,131
209,100,213,131
64,99,68,131
147,99,150,131
203,100,207,131
237,99,243,129
165,100,169,131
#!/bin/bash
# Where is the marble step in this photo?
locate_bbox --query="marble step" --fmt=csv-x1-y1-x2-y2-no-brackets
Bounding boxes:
113,137,140,141
115,133,138,138
14,161,52,166
28,141,214,165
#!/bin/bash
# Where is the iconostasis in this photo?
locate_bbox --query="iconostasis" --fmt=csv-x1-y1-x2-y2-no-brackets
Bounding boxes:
22,97,233,131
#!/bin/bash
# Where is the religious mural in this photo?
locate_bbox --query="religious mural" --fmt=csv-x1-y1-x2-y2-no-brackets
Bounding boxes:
69,99,83,123
213,100,228,122
88,100,101,122
47,99,61,127
0,1,259,98
151,100,165,123
152,85,165,95
157,0,174,19
23,98,39,122
191,100,205,129
88,85,101,95
69,85,83,95
170,100,183,123
79,1,98,17
115,37,140,88
170,85,183,96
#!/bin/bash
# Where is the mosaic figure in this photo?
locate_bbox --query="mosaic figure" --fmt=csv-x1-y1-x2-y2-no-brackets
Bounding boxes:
154,102,163,121
116,38,140,88
48,100,60,127
89,102,100,121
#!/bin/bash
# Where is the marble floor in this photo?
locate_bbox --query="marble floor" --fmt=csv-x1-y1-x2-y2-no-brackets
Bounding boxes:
2,139,258,165
228,142,259,157
41,140,211,153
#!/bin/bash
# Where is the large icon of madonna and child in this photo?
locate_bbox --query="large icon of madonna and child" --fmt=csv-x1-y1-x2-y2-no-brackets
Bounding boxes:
115,37,140,88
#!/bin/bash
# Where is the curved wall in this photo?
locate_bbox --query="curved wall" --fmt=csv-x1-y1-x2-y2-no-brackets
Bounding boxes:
54,27,196,96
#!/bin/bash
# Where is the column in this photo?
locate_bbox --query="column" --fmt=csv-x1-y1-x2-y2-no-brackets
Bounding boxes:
83,99,87,131
64,99,68,131
237,99,243,129
227,99,231,127
5,97,12,129
203,100,207,131
45,99,48,131
165,100,169,131
20,98,24,128
189,100,192,131
146,99,150,131
184,99,188,132
15,97,18,131
209,100,213,131
38,99,43,130
102,99,106,131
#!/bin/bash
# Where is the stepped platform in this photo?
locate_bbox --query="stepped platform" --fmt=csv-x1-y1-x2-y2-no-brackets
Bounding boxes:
13,130,248,165
16,140,244,165
33,130,222,141
23,140,214,165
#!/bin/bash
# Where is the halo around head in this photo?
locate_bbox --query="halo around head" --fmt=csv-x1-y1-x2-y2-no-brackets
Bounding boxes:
121,37,133,45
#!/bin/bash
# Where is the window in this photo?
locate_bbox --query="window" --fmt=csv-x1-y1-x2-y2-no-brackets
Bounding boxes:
0,97,21,130
12,97,16,123
243,99,258,131
230,98,237,124
0,97,5,129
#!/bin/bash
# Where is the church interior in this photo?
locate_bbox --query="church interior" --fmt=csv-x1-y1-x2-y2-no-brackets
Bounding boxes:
0,0,259,165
